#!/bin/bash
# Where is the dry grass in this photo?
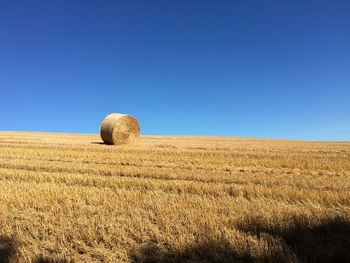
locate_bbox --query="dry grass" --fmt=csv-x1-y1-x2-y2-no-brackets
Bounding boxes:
0,131,349,262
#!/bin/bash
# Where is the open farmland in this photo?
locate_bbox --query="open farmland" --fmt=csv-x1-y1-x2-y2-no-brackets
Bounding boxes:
0,132,349,263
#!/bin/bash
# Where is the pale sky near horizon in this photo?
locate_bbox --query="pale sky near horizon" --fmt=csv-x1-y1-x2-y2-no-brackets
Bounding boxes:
1,1,349,141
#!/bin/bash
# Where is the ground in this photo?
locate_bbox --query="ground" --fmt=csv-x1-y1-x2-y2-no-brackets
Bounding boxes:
0,132,349,263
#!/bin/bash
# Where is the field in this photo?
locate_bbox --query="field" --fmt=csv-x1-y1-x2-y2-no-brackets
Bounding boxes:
0,132,349,263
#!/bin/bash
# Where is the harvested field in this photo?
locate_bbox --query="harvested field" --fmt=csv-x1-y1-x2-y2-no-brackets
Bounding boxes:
0,131,349,262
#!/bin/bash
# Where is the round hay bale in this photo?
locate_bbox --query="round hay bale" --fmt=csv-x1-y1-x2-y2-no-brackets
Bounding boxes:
100,113,140,145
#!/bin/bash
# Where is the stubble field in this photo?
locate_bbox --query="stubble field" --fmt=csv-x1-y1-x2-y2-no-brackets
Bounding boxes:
0,132,349,263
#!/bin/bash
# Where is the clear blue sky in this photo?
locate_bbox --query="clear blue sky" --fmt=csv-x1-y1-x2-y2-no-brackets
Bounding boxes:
1,1,349,140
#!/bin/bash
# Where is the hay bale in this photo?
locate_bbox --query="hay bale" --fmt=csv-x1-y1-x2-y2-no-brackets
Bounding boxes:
100,113,140,145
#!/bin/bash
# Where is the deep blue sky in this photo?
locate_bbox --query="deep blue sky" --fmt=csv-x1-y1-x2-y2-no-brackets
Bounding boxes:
1,1,349,140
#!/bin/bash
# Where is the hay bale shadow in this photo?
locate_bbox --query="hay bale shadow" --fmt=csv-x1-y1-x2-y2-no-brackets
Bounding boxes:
0,236,16,263
90,142,105,145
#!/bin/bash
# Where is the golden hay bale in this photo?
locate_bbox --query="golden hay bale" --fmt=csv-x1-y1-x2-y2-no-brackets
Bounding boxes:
100,113,140,145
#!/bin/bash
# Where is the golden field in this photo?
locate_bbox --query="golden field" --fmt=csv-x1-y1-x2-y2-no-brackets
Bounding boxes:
0,131,349,263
